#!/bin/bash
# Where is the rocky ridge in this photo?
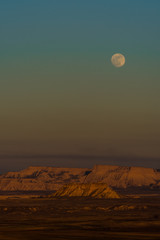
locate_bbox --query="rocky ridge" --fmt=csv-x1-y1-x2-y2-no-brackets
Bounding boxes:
0,165,160,191
0,166,89,191
53,183,120,198
84,165,160,188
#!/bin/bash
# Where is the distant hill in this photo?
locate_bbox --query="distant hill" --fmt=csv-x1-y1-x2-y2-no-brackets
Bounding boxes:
84,165,160,188
53,183,120,198
0,165,160,191
0,166,89,191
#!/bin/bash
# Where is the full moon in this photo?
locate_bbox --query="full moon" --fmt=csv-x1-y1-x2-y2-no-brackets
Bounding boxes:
111,53,125,67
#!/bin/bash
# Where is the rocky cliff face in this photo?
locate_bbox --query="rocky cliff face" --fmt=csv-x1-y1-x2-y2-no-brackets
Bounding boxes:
53,183,120,198
84,165,160,188
0,165,160,191
0,166,89,191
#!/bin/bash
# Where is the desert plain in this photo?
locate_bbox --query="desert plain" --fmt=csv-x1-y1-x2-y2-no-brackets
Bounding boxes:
0,165,159,239
0,191,159,240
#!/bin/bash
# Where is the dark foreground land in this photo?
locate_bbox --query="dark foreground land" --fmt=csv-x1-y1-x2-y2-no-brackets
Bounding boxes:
0,195,160,240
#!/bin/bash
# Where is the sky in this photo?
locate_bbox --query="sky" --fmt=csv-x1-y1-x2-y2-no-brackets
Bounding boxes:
0,0,160,172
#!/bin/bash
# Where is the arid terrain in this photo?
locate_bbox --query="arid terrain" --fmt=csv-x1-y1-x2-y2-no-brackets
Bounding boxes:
0,165,160,191
0,165,160,239
0,193,160,240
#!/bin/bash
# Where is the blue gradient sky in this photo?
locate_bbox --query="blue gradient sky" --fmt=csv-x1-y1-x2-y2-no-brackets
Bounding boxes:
0,0,160,172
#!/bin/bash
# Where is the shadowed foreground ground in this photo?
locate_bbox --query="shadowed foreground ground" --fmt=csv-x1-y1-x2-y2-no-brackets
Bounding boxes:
0,195,160,240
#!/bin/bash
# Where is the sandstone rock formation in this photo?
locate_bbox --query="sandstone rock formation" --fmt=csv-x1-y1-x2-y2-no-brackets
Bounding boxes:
53,183,120,198
0,165,159,191
84,165,160,188
0,166,89,191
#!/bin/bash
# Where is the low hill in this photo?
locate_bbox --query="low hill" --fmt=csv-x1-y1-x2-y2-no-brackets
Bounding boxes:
53,183,120,198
